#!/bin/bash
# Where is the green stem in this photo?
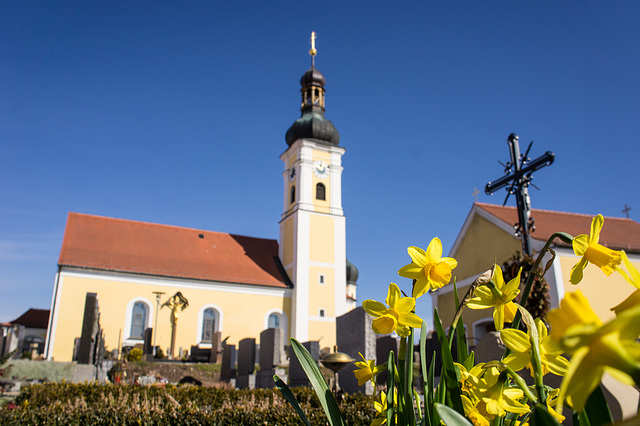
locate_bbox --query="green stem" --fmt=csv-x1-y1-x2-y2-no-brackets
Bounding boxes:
502,365,537,403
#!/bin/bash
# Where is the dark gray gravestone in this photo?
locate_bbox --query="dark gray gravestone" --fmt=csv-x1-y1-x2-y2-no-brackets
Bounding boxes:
189,346,212,362
236,338,256,389
256,328,283,389
336,307,375,395
288,341,320,387
376,335,400,385
220,344,236,383
210,332,223,363
143,328,153,355
77,293,100,365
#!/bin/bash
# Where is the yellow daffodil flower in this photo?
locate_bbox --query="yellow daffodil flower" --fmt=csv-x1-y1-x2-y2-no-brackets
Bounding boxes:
467,266,521,331
371,391,397,426
461,394,490,426
397,237,458,298
612,251,640,314
545,389,565,424
546,291,640,411
474,367,530,418
570,214,622,284
455,362,486,400
501,318,569,377
353,352,386,387
362,283,423,337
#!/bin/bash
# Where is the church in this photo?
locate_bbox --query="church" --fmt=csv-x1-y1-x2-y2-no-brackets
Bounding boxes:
44,39,358,361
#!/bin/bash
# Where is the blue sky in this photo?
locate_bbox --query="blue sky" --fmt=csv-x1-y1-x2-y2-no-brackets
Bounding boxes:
1,1,639,325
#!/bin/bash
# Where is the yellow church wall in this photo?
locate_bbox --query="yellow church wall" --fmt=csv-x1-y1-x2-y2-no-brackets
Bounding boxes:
308,267,335,317
281,216,295,267
558,255,636,322
309,214,335,263
51,272,291,361
308,320,336,350
451,215,521,280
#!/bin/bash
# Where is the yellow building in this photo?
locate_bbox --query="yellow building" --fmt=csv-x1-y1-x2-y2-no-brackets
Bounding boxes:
44,49,357,361
433,202,640,345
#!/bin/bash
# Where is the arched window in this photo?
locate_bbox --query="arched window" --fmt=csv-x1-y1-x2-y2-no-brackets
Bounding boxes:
201,308,218,343
268,313,280,329
290,186,296,204
316,183,326,200
130,302,148,340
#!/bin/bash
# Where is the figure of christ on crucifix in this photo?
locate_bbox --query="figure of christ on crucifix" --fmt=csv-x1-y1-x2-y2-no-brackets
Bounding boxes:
162,291,189,359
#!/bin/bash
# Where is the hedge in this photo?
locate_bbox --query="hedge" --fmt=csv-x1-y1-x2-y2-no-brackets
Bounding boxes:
0,382,375,425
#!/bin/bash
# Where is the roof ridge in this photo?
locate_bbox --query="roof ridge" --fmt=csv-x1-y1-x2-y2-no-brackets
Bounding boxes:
68,212,277,243
474,202,637,223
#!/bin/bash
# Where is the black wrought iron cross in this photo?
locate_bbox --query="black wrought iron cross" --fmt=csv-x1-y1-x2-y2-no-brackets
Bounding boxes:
485,133,555,256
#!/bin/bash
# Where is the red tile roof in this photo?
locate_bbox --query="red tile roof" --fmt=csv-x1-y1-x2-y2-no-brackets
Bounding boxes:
59,213,289,288
476,203,640,253
11,308,50,329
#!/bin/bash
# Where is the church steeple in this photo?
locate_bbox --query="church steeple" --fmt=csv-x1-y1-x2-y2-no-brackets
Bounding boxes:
285,32,340,147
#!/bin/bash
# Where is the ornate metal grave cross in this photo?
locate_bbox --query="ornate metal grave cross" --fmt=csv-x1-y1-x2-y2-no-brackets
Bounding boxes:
485,133,555,256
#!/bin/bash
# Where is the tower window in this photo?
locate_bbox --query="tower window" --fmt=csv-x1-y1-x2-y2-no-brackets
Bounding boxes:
319,274,325,285
316,183,326,200
319,308,326,318
290,185,296,204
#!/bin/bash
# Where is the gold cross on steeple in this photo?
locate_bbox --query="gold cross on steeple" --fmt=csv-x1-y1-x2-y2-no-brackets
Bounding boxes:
309,31,317,66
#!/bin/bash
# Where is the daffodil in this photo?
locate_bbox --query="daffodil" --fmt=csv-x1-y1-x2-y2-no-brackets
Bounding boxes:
570,214,623,284
455,362,486,400
544,389,565,424
397,237,458,298
353,352,386,387
461,394,491,426
501,318,569,377
546,290,640,411
474,367,530,419
362,283,423,337
467,266,521,331
371,391,397,426
612,251,640,314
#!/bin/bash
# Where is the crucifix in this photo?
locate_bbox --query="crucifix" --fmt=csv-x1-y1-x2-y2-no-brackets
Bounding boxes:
162,291,189,359
485,133,555,256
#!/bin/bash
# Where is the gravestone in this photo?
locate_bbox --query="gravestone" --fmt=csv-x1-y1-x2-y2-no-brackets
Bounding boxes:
143,328,153,355
236,338,256,389
256,328,283,388
220,344,237,383
376,335,400,385
77,293,101,365
189,346,212,362
1,324,25,359
210,332,223,363
336,307,375,395
288,340,320,387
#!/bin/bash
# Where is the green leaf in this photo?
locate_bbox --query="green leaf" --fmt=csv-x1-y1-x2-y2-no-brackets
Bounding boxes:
420,322,432,426
452,281,469,365
387,349,396,426
273,375,312,426
434,309,465,416
289,338,346,426
584,385,614,426
529,404,562,426
434,403,473,426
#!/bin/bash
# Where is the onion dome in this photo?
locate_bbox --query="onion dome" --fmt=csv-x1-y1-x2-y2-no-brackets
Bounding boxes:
285,65,340,147
346,258,359,286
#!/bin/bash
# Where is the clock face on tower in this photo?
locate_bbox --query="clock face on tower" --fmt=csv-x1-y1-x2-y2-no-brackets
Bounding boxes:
313,160,329,179
288,167,297,182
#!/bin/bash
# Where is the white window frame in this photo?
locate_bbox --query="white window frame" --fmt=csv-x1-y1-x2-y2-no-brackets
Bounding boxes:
123,297,153,345
196,304,223,348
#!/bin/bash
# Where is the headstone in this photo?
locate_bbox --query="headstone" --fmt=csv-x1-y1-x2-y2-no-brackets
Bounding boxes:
143,328,153,355
189,346,212,362
220,344,237,383
236,338,256,389
256,328,283,389
210,331,223,363
77,293,100,365
473,331,504,364
1,325,25,359
288,340,320,387
336,307,375,395
376,335,400,385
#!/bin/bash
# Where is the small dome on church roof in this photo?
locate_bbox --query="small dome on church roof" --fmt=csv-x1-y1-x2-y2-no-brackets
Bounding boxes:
285,110,340,146
346,258,359,285
300,67,325,87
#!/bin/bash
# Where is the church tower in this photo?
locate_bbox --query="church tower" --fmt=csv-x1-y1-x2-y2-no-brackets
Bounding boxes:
279,33,347,348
